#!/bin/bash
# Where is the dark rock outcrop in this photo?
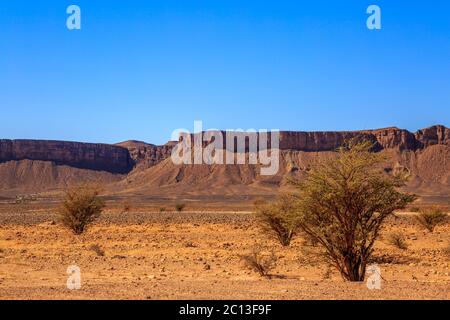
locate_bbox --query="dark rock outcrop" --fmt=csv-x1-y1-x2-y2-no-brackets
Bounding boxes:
0,140,133,174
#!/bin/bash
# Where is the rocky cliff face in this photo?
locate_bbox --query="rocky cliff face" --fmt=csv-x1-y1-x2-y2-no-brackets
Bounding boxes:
415,125,450,148
0,126,448,175
0,140,133,174
115,140,175,168
278,127,446,151
278,131,377,151
186,126,449,152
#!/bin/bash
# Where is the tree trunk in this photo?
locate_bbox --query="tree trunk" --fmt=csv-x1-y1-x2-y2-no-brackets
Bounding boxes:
343,255,366,281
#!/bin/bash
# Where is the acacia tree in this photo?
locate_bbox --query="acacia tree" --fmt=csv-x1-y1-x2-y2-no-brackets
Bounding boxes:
293,141,416,281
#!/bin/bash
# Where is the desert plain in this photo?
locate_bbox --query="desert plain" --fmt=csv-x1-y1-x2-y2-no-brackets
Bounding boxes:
0,200,449,300
1,126,449,300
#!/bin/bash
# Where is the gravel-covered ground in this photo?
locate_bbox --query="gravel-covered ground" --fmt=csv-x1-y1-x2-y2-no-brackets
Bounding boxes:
0,203,449,300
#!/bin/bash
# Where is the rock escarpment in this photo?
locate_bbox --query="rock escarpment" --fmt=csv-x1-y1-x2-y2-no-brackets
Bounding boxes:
415,125,450,148
0,126,448,175
185,125,449,152
0,140,133,174
115,140,175,168
280,125,449,151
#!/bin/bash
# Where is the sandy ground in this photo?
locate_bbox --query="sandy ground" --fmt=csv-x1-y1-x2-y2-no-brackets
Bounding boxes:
0,205,449,300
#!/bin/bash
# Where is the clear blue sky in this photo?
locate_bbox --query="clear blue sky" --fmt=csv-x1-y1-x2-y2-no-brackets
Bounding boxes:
1,0,449,145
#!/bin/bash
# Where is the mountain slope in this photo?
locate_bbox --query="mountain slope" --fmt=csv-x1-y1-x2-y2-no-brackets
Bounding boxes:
0,160,122,196
111,145,450,199
0,125,448,203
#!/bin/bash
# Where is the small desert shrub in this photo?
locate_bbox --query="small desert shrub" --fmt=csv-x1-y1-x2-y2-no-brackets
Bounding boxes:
59,184,105,235
121,200,132,214
387,232,408,250
322,267,333,280
415,207,447,232
159,207,166,212
89,244,105,256
443,243,450,259
254,194,298,247
175,203,186,212
240,245,277,279
184,241,197,248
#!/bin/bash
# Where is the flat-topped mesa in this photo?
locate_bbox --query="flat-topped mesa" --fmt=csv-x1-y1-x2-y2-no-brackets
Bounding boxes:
184,126,449,152
0,126,448,174
282,126,449,151
278,131,377,151
0,139,133,174
281,126,450,151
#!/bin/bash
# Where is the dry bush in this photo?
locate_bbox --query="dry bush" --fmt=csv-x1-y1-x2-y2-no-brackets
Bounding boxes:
443,243,450,259
387,232,408,250
322,267,333,280
89,244,105,256
184,241,197,248
254,194,299,246
159,207,166,212
121,200,132,214
59,184,105,235
175,203,186,212
415,207,447,232
292,140,416,281
240,245,277,279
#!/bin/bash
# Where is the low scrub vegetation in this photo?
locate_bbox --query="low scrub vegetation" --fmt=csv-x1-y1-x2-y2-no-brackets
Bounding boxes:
58,184,105,235
444,243,450,259
254,194,299,246
387,232,408,250
415,207,447,232
89,244,105,256
175,203,186,212
240,245,277,279
121,200,132,214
